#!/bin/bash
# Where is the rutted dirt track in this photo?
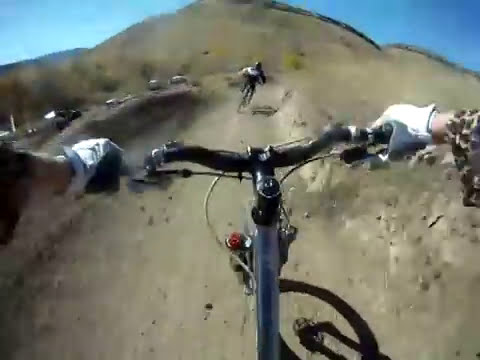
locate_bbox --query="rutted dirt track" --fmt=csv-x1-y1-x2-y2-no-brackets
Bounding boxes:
1,85,480,360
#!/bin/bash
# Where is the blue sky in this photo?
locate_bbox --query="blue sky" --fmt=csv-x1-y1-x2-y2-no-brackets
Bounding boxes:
0,0,478,71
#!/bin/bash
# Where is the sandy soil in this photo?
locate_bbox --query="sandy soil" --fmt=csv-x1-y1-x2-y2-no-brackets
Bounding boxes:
1,85,480,360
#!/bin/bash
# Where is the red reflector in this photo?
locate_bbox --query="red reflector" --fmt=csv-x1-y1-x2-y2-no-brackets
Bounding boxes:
227,232,243,250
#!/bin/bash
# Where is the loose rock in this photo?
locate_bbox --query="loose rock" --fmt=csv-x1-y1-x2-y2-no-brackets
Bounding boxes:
425,255,432,266
418,275,430,292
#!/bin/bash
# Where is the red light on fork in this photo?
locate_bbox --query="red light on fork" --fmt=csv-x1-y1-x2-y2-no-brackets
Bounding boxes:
226,232,243,250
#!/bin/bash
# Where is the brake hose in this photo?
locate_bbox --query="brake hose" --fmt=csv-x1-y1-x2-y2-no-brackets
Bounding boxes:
203,174,257,292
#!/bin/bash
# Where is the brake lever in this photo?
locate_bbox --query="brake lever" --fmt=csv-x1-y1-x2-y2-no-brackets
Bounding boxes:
132,168,193,183
339,146,388,166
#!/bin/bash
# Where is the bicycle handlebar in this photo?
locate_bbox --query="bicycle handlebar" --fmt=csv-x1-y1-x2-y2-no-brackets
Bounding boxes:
145,124,393,174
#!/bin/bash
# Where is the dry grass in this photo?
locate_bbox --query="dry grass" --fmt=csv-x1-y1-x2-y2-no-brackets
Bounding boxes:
1,0,479,129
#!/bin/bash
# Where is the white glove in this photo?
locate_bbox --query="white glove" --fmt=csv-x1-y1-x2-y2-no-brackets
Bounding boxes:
371,103,437,162
60,138,124,194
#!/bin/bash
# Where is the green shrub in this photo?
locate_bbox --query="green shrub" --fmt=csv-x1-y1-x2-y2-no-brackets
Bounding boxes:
283,52,303,70
97,75,121,93
139,62,155,80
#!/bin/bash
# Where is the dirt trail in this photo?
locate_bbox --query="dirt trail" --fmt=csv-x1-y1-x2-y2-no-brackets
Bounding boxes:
1,85,480,360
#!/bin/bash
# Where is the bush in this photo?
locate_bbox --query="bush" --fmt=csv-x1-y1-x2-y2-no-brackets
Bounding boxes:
283,53,304,70
97,75,121,93
139,62,155,80
178,62,192,75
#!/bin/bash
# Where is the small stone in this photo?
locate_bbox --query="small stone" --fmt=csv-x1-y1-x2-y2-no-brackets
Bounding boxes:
476,352,480,358
425,154,437,166
205,303,213,311
303,212,311,219
433,270,442,280
418,276,430,292
455,350,460,357
227,222,233,227
141,332,144,336
389,223,397,233
389,241,395,246
148,216,154,226
140,205,145,212
152,320,156,325
394,307,401,317
168,196,173,200
421,214,427,220
376,215,382,220
164,217,170,224
425,255,432,266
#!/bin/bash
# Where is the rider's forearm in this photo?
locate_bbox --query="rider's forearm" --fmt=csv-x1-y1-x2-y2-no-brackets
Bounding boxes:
431,111,454,145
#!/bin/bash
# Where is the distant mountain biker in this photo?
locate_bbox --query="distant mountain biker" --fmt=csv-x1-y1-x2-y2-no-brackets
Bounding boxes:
239,61,267,102
1,104,480,246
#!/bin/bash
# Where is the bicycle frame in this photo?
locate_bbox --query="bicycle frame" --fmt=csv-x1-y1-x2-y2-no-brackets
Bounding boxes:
249,147,283,360
253,224,280,360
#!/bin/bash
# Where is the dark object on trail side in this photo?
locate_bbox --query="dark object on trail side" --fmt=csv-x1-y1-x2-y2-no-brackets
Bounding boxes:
44,109,82,131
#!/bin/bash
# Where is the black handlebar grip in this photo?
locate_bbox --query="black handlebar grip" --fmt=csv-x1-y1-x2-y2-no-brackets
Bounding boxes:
339,146,369,164
371,123,394,145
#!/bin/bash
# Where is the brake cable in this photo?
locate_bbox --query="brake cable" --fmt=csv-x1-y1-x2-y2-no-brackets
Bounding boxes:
279,151,339,184
135,168,253,182
135,143,368,298
203,174,257,295
203,149,341,298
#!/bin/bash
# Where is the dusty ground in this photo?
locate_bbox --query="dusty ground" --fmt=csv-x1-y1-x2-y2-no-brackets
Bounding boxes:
1,83,480,360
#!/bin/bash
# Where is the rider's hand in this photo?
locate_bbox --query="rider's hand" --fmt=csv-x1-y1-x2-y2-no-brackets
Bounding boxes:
370,103,436,162
143,141,183,174
62,138,125,194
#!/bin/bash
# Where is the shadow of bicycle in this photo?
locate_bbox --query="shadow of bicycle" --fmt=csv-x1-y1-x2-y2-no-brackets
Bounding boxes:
279,278,392,360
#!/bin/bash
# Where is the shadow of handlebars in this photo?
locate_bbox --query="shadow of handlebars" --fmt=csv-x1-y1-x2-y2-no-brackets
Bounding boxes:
279,278,392,360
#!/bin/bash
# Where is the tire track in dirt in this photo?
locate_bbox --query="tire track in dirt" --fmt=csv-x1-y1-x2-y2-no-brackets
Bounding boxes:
1,87,287,360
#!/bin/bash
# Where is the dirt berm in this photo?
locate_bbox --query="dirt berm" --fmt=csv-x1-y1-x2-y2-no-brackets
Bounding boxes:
1,81,480,360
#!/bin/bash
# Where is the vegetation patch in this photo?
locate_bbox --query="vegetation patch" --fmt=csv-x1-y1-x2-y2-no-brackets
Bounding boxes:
283,52,304,71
